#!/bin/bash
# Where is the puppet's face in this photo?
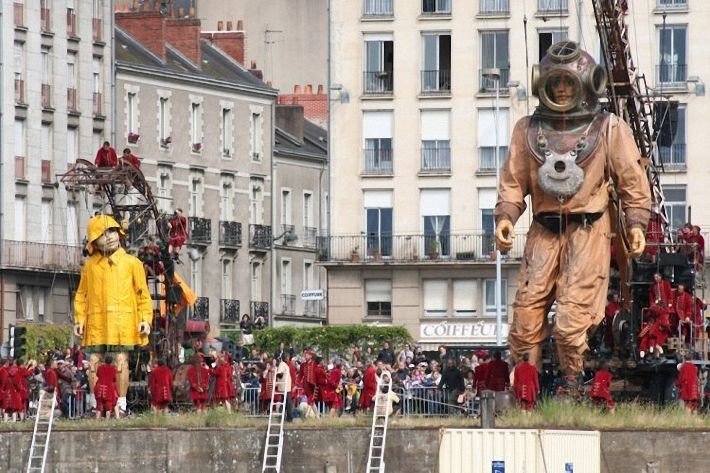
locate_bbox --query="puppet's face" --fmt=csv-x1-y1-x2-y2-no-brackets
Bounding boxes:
93,228,120,255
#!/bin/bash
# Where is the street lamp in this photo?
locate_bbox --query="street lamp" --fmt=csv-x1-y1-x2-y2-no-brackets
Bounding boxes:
482,68,503,347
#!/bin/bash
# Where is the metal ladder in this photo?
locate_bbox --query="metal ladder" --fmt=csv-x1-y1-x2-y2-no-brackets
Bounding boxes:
261,372,286,473
365,371,393,473
26,390,57,473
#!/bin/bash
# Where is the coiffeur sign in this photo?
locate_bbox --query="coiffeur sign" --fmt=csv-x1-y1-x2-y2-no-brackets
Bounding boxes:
420,321,509,343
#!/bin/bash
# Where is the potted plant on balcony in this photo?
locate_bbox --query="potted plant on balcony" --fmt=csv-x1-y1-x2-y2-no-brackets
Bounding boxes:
127,132,140,144
160,136,172,148
192,142,202,153
428,239,440,260
350,245,360,262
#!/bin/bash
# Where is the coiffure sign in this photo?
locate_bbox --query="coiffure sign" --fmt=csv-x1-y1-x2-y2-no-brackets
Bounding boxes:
420,321,509,342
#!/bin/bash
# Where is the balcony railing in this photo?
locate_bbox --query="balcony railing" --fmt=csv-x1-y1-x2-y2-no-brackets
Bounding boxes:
479,146,509,171
92,18,103,42
659,143,686,169
93,92,103,117
14,79,25,104
363,148,393,174
41,160,52,184
422,0,451,15
363,71,394,95
657,0,687,9
189,297,209,321
538,0,568,13
249,224,272,249
280,295,296,316
67,88,77,111
66,9,77,37
188,217,212,244
41,84,52,108
304,300,323,318
219,221,242,247
220,299,240,324
317,233,526,263
479,0,510,14
303,227,317,249
479,68,510,93
15,156,25,180
41,7,51,32
421,69,451,94
421,146,451,172
363,0,393,16
656,64,687,86
1,240,83,273
250,301,269,322
14,2,24,27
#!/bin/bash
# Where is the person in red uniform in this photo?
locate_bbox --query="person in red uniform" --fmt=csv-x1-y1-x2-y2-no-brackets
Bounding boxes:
640,273,674,359
675,283,699,345
213,353,236,413
188,354,210,413
313,356,327,407
359,361,378,411
322,360,343,416
148,358,173,413
676,358,700,414
485,351,510,392
474,351,489,395
168,209,188,258
121,148,141,169
512,353,539,412
684,225,705,271
259,360,276,414
94,355,119,419
299,349,317,404
44,358,59,396
14,361,32,421
2,361,20,421
94,141,118,167
0,359,8,418
589,360,615,412
604,291,622,352
643,209,664,261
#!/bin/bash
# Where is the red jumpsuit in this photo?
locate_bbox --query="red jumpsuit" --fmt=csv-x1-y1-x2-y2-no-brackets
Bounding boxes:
2,366,22,413
589,369,614,409
485,359,510,392
213,363,236,402
644,213,664,257
95,364,118,413
676,362,700,411
322,366,343,409
14,367,30,413
314,363,327,404
640,279,674,352
44,368,58,393
299,359,317,404
474,362,489,395
675,291,699,344
513,362,539,411
188,364,210,409
148,365,173,408
168,214,188,251
95,146,118,167
359,365,377,410
122,153,141,169
0,365,7,411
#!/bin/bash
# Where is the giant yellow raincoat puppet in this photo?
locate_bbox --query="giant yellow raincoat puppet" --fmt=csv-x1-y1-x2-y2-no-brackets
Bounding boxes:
73,214,153,413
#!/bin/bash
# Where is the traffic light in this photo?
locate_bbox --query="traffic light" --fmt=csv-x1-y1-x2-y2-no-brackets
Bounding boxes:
9,325,27,360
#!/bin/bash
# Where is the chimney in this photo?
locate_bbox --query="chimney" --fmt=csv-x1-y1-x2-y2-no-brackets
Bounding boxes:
165,16,202,66
237,20,244,30
201,29,246,66
116,11,167,60
249,60,263,80
226,21,233,31
317,84,324,95
217,21,223,31
294,85,302,94
305,84,313,94
276,105,305,143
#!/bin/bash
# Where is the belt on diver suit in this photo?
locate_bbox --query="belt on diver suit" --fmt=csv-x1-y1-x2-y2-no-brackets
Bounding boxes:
533,212,604,233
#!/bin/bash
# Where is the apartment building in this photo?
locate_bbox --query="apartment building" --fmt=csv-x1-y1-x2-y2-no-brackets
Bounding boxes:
325,0,710,350
114,9,277,333
0,0,113,338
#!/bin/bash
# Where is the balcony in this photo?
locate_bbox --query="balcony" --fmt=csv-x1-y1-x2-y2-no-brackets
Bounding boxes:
40,7,51,33
657,0,687,9
421,70,451,95
302,227,317,249
479,0,510,14
187,217,212,245
249,224,272,250
189,297,209,321
659,143,686,170
93,92,103,117
317,233,526,263
479,146,509,172
67,88,77,112
41,84,52,108
41,160,52,184
363,71,393,95
250,301,269,323
479,68,510,93
363,0,393,17
14,79,25,105
66,9,77,37
219,221,242,247
1,240,83,274
421,145,451,172
14,2,24,28
422,0,451,15
280,294,296,316
220,299,240,324
92,17,103,42
656,64,687,88
537,0,568,13
363,148,393,175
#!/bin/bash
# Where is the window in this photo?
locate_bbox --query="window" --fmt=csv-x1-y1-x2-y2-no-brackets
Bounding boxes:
92,57,103,115
662,185,686,230
190,257,203,295
538,0,568,13
484,279,508,316
158,96,170,145
303,261,314,290
250,177,264,224
421,189,450,257
41,200,53,243
17,287,48,322
15,119,26,161
453,280,477,316
480,0,510,14
657,0,687,8
480,31,509,92
422,33,451,93
41,123,53,172
478,108,510,170
67,127,78,167
366,280,392,317
15,197,26,241
281,259,292,295
422,0,451,14
92,0,103,41
156,166,172,213
658,25,687,85
424,279,447,316
222,108,233,157
250,111,262,160
281,189,292,226
189,173,204,217
303,192,313,228
14,42,25,103
364,190,393,257
363,0,393,16
421,110,451,171
222,259,233,300
40,0,51,32
364,34,394,94
538,29,568,61
191,102,202,150
67,202,78,245
480,189,497,254
251,261,262,301
41,47,52,107
67,0,77,36
658,105,686,169
67,52,77,110
127,92,137,134
363,111,393,174
220,178,235,221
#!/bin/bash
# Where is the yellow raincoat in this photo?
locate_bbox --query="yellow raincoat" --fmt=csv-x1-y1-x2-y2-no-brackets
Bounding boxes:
74,216,153,349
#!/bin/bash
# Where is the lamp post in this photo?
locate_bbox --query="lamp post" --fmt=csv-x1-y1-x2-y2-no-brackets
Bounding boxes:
482,68,503,346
